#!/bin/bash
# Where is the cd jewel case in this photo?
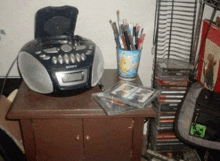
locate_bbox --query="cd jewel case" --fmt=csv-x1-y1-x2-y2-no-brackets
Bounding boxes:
92,81,160,115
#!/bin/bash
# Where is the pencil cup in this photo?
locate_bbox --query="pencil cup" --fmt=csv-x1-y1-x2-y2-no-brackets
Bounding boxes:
117,48,142,80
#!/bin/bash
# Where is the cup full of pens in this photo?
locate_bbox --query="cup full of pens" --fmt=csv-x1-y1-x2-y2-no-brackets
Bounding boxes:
110,10,145,80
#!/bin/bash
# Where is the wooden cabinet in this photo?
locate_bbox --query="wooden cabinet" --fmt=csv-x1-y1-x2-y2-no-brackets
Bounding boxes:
33,119,84,161
7,69,157,161
30,118,134,161
83,118,133,161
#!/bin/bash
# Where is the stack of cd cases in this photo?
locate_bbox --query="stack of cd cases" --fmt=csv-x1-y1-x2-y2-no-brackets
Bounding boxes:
148,58,194,155
92,81,160,115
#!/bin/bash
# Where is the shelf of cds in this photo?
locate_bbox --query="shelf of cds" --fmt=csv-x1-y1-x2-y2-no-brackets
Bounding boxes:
146,0,201,160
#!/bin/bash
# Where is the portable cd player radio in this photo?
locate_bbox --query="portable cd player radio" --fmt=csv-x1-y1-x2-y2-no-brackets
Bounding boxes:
17,6,104,95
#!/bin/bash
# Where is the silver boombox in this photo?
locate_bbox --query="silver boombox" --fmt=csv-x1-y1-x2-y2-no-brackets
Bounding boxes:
17,6,104,95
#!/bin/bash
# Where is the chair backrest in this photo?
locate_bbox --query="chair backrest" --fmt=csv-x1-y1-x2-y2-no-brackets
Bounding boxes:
174,82,220,150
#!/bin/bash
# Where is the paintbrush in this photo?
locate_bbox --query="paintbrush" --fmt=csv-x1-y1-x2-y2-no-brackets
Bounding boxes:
109,20,120,48
117,10,121,32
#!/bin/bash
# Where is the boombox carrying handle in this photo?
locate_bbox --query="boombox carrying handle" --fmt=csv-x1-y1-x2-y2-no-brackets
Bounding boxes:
34,5,78,41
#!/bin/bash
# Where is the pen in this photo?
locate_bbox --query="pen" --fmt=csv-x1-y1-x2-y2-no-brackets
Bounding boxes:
128,24,135,50
133,26,136,48
129,23,133,37
135,24,140,49
137,33,145,50
120,33,127,50
120,24,127,50
140,28,144,37
123,25,131,50
128,33,134,50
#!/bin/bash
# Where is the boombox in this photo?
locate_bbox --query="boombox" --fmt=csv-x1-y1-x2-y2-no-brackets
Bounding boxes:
17,6,104,95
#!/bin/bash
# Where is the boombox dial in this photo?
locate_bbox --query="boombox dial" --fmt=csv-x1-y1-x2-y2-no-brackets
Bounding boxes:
61,44,72,52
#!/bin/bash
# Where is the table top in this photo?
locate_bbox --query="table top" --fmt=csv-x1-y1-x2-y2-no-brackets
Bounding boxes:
7,69,157,119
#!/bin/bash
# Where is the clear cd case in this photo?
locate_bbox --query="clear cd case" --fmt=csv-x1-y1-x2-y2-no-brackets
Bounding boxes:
92,81,160,115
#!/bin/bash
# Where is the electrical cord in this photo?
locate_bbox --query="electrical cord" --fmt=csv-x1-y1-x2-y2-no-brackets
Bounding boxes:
0,55,19,96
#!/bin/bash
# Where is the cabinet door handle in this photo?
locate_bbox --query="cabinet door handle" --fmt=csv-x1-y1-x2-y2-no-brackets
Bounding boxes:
76,135,80,140
85,135,90,140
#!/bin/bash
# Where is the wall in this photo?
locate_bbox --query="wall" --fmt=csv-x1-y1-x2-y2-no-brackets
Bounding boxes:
0,0,156,86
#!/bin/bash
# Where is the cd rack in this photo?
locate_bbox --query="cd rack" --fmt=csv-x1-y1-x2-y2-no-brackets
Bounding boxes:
148,0,201,160
204,0,220,9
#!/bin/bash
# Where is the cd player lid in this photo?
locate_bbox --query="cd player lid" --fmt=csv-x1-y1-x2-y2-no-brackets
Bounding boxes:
35,5,78,40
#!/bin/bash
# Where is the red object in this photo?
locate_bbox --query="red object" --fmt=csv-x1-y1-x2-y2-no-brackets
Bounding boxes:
121,34,127,50
156,77,189,87
196,20,220,92
157,130,176,139
137,34,145,50
159,118,175,123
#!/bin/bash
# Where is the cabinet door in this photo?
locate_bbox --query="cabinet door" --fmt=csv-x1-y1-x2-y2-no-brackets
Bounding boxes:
84,118,133,161
33,119,84,161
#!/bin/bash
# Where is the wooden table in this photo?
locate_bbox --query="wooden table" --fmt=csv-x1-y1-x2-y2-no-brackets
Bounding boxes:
7,69,157,161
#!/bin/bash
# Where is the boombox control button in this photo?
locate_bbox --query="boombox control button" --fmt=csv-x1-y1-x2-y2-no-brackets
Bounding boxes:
35,51,41,55
85,50,92,55
64,54,70,64
43,47,59,53
76,53,81,62
52,56,57,64
61,44,72,52
42,56,51,60
81,53,86,61
58,55,64,64
70,54,75,63
75,45,86,51
39,54,46,58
